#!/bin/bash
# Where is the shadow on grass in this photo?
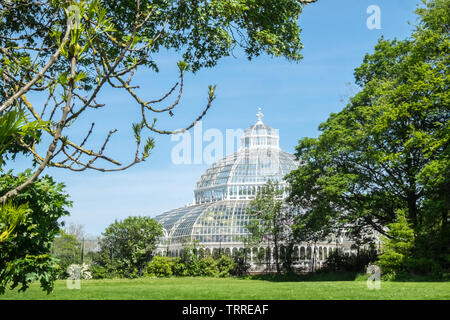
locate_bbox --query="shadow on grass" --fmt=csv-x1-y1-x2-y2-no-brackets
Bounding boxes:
242,271,362,282
243,271,450,283
383,273,450,282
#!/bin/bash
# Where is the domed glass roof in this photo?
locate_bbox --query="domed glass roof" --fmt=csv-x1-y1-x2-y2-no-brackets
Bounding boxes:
154,109,299,245
194,109,297,204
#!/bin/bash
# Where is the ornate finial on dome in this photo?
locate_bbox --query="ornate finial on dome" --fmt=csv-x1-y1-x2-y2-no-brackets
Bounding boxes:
256,108,264,123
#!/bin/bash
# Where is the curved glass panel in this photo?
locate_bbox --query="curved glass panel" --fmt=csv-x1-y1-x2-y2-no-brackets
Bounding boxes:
194,149,297,204
155,201,252,245
154,117,299,247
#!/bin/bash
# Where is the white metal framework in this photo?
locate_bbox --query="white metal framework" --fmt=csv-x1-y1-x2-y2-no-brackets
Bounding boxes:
153,110,352,270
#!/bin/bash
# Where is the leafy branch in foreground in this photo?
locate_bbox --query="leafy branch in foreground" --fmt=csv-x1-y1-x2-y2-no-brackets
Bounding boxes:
0,0,315,204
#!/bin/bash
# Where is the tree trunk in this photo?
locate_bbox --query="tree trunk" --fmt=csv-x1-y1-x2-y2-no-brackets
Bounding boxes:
274,238,280,275
407,192,418,227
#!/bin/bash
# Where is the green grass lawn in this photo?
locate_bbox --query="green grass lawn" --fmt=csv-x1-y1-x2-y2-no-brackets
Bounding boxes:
1,277,449,300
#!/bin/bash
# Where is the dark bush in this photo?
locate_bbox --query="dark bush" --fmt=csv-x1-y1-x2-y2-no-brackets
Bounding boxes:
321,248,378,273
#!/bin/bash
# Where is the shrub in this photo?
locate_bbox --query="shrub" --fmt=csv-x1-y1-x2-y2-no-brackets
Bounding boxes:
89,265,110,279
216,255,234,277
197,257,219,277
172,258,187,276
184,258,201,276
146,256,176,277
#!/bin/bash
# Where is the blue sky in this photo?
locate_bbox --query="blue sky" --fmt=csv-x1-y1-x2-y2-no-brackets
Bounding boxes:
11,0,423,236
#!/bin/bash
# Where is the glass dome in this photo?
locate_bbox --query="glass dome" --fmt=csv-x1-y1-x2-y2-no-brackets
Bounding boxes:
194,109,297,204
154,109,299,247
194,149,297,203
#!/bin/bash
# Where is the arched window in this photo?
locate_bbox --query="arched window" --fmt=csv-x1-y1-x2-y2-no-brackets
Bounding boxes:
280,245,286,261
266,247,271,262
258,248,265,263
300,247,306,260
293,246,299,261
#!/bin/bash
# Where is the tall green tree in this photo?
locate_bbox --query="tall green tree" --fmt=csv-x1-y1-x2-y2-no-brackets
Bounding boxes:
0,0,317,204
246,180,294,274
52,229,82,278
96,216,162,277
286,0,449,274
377,210,415,276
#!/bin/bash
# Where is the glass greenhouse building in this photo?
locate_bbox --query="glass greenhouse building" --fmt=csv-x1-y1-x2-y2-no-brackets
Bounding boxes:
154,110,353,270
